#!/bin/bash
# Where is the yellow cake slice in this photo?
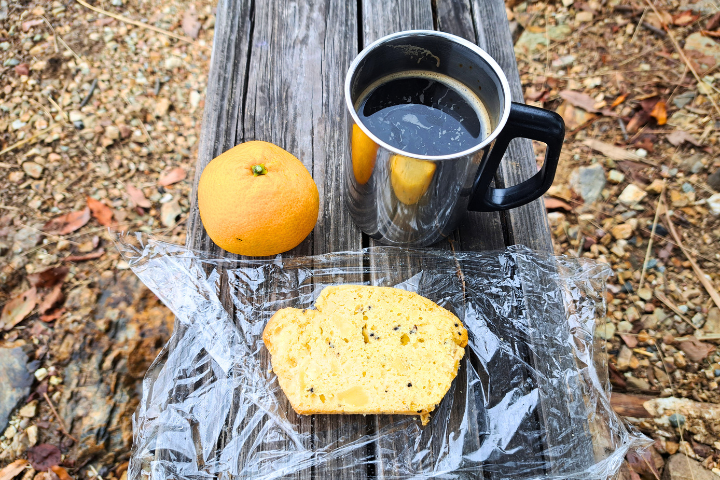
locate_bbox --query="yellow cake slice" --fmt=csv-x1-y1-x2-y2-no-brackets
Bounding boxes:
262,285,468,425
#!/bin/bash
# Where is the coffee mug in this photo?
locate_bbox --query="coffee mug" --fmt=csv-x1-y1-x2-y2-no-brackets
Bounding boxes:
344,30,564,246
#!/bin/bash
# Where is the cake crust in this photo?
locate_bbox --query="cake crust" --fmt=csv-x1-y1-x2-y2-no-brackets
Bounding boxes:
262,285,467,425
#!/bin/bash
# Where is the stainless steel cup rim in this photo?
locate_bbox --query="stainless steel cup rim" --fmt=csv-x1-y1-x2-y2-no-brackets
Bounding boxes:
345,30,512,162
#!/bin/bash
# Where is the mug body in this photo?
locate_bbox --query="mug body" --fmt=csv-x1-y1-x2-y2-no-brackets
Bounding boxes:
345,31,512,246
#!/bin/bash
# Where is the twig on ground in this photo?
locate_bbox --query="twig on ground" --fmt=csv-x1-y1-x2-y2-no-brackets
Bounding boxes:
663,193,720,310
74,0,200,46
642,21,667,37
631,7,648,43
80,78,98,107
639,184,665,290
43,392,78,442
0,123,63,157
47,96,69,123
654,289,697,330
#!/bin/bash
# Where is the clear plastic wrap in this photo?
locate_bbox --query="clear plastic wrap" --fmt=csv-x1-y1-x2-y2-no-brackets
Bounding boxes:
114,233,649,480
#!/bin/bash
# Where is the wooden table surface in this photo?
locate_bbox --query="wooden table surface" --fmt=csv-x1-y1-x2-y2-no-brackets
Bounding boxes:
185,0,595,477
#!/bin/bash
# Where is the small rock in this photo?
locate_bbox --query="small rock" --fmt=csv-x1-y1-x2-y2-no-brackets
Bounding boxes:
617,346,633,370
190,90,201,110
18,401,36,418
673,91,695,109
668,413,686,428
611,223,634,240
636,148,648,158
618,320,634,333
570,164,606,204
662,454,716,480
15,63,29,76
625,306,640,322
641,314,658,330
562,0,574,6
34,367,48,381
576,11,593,22
9,171,24,183
608,169,625,184
665,441,679,455
0,348,36,431
626,376,650,391
155,98,171,117
638,288,652,301
160,197,182,227
618,184,647,205
670,190,688,208
22,161,43,179
654,366,669,385
104,125,120,140
12,225,41,253
547,211,566,226
596,321,616,340
165,56,183,69
703,308,719,334
26,425,38,446
4,425,17,439
708,168,720,192
708,193,720,215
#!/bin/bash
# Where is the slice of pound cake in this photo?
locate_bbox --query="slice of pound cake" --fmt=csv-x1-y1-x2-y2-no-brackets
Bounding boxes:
262,285,468,425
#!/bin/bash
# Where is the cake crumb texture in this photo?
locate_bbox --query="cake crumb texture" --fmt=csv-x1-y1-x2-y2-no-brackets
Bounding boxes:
262,285,468,425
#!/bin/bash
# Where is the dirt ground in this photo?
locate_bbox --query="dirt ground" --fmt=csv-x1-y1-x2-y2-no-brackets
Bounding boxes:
1,0,719,479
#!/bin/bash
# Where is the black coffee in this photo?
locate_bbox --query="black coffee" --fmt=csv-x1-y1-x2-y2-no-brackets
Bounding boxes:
356,72,489,156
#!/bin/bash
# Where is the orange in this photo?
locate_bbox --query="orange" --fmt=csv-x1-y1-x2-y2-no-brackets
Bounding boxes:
390,155,436,205
198,141,319,256
351,124,378,184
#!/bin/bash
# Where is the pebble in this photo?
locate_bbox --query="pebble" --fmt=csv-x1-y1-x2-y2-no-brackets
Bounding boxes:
636,148,648,157
625,306,639,322
576,11,593,22
626,376,650,391
596,321,616,340
34,367,48,381
662,453,716,480
668,413,686,428
618,320,633,333
638,288,652,301
610,223,634,240
708,168,720,191
155,98,171,117
22,161,43,179
0,347,36,432
569,164,606,204
608,169,625,184
708,193,720,215
617,346,633,370
681,182,694,193
26,425,38,446
618,184,647,205
703,308,719,334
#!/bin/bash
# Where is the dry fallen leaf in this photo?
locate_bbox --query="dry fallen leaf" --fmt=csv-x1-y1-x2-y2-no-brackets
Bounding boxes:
559,90,599,112
666,130,702,146
610,93,628,108
38,284,64,315
126,183,152,209
707,11,720,30
557,101,597,130
649,100,667,125
50,466,72,480
87,196,114,226
64,248,105,262
27,444,62,471
679,337,715,362
627,449,661,480
0,287,37,331
673,10,699,26
27,266,68,288
0,459,28,480
44,207,91,235
182,6,202,39
40,308,65,323
158,167,187,186
626,109,651,134
544,197,573,211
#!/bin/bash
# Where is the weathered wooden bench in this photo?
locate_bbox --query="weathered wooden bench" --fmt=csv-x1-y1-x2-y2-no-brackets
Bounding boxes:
184,0,596,477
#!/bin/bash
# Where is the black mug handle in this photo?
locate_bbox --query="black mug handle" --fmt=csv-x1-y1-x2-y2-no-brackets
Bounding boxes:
468,102,564,212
